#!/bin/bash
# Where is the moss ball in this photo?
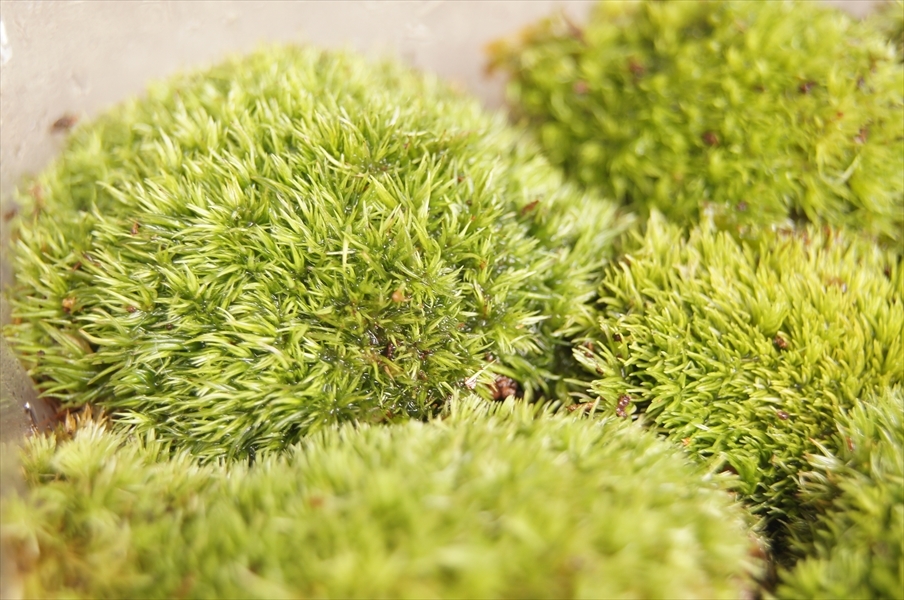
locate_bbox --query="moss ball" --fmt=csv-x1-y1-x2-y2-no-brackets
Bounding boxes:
4,46,625,460
778,387,904,599
576,214,903,553
3,398,761,598
489,0,904,241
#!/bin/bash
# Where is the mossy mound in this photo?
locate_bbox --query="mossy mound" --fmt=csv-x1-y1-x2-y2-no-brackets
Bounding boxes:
576,214,903,553
873,0,904,59
488,0,904,241
777,387,903,599
4,46,625,460
2,398,760,599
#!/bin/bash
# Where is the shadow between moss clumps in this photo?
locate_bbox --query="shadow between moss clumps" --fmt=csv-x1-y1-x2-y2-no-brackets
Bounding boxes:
2,398,762,599
3,46,628,461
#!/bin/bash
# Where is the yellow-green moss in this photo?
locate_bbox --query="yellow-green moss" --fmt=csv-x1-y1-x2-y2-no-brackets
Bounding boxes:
778,387,903,599
490,0,904,242
2,398,761,599
577,214,903,556
3,46,626,460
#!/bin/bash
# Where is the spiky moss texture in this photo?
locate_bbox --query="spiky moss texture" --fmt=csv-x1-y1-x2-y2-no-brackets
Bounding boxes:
777,387,904,599
2,398,760,599
488,0,904,242
3,46,626,460
873,0,904,59
575,214,903,555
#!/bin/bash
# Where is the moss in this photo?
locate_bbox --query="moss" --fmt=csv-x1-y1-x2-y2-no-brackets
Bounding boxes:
488,0,904,242
3,46,626,460
576,214,903,556
777,387,904,599
2,398,761,599
873,0,904,59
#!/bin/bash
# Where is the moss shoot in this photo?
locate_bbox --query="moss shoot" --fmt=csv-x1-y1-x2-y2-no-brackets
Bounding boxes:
488,0,904,241
576,214,903,555
873,0,904,59
778,387,904,599
2,398,760,599
4,46,625,460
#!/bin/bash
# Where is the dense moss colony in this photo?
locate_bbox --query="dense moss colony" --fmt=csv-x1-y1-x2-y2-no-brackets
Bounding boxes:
489,0,904,241
779,387,904,599
2,399,760,598
4,47,624,459
4,2,904,597
577,214,903,552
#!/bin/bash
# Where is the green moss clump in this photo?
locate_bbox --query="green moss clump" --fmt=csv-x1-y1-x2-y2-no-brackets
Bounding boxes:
777,387,904,599
489,0,904,241
2,398,760,599
3,46,625,460
576,214,903,553
873,0,904,59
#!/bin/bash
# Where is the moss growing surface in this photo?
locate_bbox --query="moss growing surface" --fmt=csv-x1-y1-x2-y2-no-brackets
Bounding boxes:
777,387,903,599
489,0,904,241
576,214,903,553
2,398,760,599
4,46,625,460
